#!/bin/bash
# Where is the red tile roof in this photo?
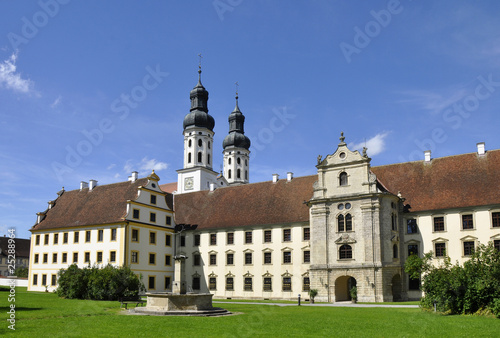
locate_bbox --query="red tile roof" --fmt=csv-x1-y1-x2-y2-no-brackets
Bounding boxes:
160,182,178,193
372,150,500,212
31,178,149,231
174,175,316,230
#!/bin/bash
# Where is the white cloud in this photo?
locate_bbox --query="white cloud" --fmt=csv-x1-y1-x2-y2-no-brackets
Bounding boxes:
0,52,35,94
397,89,467,115
123,157,169,176
107,163,116,170
348,132,390,157
51,95,62,108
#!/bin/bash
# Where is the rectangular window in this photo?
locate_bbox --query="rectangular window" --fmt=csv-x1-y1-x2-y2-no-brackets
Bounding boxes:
110,251,116,263
303,250,310,263
35,235,40,245
283,251,292,264
210,233,217,245
303,227,310,241
209,277,217,290
43,253,48,264
263,277,272,291
493,212,500,228
165,255,171,266
407,219,418,234
435,243,446,257
131,251,139,263
150,212,156,222
33,274,38,285
210,254,217,265
54,233,58,244
62,253,67,263
494,240,500,251
150,231,156,244
244,277,252,291
463,241,475,256
193,254,201,266
264,230,272,243
408,277,420,290
73,232,78,243
408,244,418,256
97,252,103,263
133,209,140,219
226,277,234,291
148,276,155,290
111,228,117,241
165,277,171,290
149,253,156,265
433,216,445,232
131,229,139,242
462,214,474,229
34,254,39,264
180,235,186,247
42,274,47,286
166,216,172,225
264,252,272,264
165,234,171,246
192,277,200,290
98,229,104,242
194,234,200,246
44,234,49,245
283,277,292,291
84,252,90,263
227,232,234,245
283,229,291,242
245,231,252,244
226,253,234,265
63,232,69,244
73,252,78,264
85,230,91,243
150,194,157,204
52,253,57,263
245,252,252,265
303,277,310,291
51,274,57,286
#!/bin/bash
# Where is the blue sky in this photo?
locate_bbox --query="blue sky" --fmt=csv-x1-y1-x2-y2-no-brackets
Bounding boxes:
1,1,500,239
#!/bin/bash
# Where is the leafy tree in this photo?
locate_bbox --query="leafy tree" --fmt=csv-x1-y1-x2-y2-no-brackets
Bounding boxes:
14,266,29,278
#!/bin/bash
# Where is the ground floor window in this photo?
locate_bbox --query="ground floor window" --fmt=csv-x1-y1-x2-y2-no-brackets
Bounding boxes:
495,240,500,251
303,277,310,291
192,277,200,290
263,277,272,291
209,277,217,290
42,274,47,286
283,277,292,291
408,276,420,290
408,244,418,256
148,276,155,290
33,274,38,285
435,243,446,257
51,274,57,286
244,277,253,291
226,277,234,291
463,241,475,256
165,277,171,290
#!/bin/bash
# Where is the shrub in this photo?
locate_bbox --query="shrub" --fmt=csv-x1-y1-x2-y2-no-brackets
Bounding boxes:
56,264,145,300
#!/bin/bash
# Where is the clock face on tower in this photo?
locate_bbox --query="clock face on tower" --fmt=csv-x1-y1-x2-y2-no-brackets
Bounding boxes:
185,177,194,190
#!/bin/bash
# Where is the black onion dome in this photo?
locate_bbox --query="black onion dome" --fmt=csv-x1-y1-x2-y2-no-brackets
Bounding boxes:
183,70,215,131
222,96,250,150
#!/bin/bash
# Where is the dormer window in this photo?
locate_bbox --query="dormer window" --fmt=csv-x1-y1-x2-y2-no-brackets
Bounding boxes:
339,172,348,186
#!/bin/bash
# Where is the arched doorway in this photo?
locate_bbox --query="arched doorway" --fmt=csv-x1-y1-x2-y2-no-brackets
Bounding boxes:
392,274,402,301
335,276,357,301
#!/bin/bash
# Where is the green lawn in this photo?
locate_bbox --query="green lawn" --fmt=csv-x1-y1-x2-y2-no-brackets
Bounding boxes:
1,287,499,337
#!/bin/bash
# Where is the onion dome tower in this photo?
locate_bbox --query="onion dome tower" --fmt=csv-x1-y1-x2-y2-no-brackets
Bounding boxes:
223,88,251,185
177,61,220,193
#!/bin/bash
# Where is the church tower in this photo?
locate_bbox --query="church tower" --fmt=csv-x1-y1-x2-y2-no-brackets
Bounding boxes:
223,91,251,185
177,65,220,193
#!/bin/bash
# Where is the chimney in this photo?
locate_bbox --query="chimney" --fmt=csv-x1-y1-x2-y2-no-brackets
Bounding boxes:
129,171,138,182
477,142,485,156
80,181,88,190
272,174,279,183
89,179,98,191
424,150,431,163
209,183,216,192
287,172,293,182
